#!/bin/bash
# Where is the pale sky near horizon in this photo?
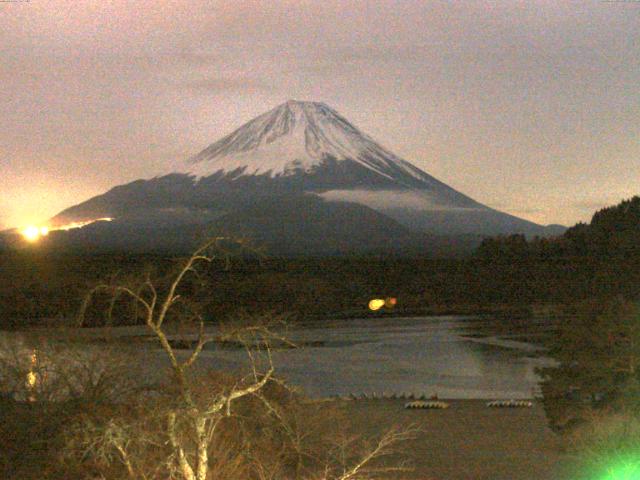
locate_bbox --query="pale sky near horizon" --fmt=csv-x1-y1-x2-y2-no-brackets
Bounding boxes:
1,0,639,230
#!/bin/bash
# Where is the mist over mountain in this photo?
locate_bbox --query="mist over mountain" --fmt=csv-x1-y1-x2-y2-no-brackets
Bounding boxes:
50,100,563,254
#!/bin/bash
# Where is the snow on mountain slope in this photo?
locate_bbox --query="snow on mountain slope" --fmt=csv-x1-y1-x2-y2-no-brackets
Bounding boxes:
188,100,437,188
50,99,562,243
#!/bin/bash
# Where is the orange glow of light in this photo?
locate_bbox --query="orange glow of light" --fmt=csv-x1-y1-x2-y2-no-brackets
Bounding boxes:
26,371,37,388
55,217,113,231
21,225,50,242
26,349,38,394
368,299,385,311
19,217,114,242
21,226,42,242
385,297,397,308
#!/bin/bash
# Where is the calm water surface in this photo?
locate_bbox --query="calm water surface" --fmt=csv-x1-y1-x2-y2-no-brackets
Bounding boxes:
201,315,556,399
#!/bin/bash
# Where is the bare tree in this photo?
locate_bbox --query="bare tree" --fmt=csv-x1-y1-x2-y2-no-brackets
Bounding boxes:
72,238,416,480
76,238,281,480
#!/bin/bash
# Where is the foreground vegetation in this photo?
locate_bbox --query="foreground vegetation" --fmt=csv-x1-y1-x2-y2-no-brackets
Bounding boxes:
0,239,416,480
3,197,640,478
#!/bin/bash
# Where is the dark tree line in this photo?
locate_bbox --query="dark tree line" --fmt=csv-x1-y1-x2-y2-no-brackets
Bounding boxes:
474,196,640,303
2,196,640,328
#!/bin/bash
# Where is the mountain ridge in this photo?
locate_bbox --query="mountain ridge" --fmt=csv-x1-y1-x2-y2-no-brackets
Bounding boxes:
186,100,481,205
48,100,564,253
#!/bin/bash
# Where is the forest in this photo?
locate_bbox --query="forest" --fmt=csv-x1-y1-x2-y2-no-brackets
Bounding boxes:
2,196,640,328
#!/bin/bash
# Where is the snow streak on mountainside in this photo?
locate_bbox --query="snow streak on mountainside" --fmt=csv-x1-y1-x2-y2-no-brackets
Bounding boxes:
48,99,563,248
188,100,450,191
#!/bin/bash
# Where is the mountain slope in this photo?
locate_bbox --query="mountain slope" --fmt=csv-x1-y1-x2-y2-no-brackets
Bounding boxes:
41,196,471,256
187,100,481,206
50,100,563,253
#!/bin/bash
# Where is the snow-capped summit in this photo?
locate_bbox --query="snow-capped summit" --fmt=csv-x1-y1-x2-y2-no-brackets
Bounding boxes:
187,100,439,189
49,100,563,251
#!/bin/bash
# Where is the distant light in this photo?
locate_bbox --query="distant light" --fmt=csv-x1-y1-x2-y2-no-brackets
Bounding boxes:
26,349,38,396
21,226,41,242
55,217,114,231
19,217,114,242
21,225,50,242
26,371,37,388
369,299,385,311
385,297,397,308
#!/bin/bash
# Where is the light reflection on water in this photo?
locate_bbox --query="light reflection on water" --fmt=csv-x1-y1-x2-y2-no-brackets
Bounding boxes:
201,316,556,399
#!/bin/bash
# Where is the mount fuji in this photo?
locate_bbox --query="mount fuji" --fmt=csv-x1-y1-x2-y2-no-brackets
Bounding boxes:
48,100,563,254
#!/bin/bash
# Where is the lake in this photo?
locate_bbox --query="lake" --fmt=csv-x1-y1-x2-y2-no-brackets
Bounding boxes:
199,315,556,399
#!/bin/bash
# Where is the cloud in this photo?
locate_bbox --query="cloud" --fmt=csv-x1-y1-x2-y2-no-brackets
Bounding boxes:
506,208,544,215
319,190,484,212
486,203,543,215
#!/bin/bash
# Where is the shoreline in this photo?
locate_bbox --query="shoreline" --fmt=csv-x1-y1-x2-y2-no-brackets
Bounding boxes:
3,301,566,331
334,398,568,480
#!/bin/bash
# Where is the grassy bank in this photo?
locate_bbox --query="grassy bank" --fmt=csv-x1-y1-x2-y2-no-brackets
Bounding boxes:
331,398,567,480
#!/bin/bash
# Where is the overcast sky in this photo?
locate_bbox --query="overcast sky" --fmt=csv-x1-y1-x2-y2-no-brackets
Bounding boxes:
1,0,639,229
